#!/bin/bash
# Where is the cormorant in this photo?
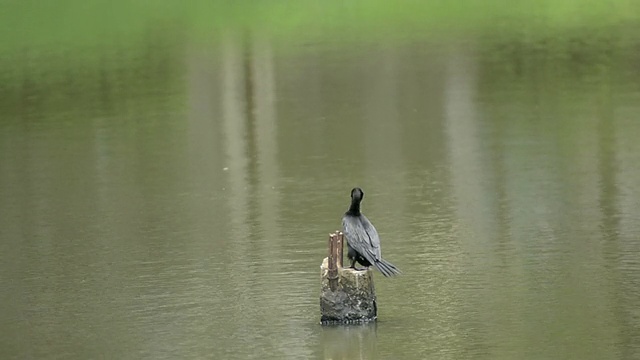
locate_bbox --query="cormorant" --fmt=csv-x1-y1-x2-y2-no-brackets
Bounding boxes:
342,187,401,277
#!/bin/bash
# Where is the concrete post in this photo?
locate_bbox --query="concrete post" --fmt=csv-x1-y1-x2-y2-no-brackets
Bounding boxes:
320,232,377,324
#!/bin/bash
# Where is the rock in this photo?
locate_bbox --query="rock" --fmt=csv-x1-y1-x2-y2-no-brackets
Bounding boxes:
320,257,377,324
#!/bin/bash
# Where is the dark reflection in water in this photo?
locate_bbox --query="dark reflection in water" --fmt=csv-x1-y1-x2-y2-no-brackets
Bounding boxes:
1,22,640,359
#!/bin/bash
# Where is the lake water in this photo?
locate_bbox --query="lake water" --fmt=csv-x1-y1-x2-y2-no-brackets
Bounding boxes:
1,8,640,359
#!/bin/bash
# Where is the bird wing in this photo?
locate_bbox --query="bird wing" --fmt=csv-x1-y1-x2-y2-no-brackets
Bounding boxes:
342,214,382,263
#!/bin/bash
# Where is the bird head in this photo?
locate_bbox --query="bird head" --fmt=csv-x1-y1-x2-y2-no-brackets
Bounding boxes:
350,187,364,201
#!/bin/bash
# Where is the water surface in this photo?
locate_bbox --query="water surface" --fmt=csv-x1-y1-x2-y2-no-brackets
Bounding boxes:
1,10,640,360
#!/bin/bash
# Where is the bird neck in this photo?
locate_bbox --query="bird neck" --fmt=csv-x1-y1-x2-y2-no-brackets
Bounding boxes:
347,200,361,216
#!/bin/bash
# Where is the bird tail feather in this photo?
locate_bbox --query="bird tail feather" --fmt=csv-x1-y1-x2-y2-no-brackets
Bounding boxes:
374,259,401,277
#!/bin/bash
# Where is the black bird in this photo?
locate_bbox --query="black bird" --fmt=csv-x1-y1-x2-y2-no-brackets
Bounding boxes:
342,187,401,277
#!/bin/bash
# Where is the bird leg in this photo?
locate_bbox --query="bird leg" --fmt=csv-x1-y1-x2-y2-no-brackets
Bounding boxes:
350,258,363,271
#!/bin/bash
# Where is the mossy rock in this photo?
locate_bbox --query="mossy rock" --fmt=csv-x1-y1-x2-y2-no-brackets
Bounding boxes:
320,257,377,324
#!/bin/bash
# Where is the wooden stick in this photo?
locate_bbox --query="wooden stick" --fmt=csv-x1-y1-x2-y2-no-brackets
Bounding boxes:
336,231,343,268
327,232,340,291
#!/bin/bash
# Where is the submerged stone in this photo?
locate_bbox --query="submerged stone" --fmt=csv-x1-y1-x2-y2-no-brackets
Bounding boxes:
320,257,377,324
